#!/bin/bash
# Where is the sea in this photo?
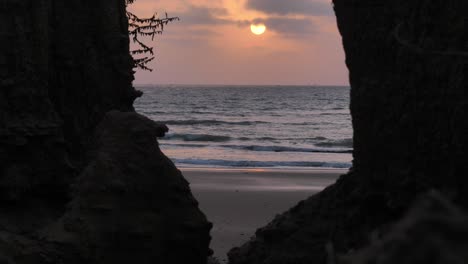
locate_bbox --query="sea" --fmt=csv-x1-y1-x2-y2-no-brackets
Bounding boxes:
134,85,353,170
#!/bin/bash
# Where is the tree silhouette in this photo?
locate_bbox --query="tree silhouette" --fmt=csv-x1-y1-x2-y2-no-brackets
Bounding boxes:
126,0,179,71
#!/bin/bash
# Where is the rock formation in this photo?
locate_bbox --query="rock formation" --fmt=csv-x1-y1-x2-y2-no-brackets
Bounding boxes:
0,1,211,263
340,192,468,264
228,1,468,263
0,0,138,203
42,111,211,263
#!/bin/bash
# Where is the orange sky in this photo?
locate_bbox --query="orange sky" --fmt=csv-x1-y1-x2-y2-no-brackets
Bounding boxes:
129,0,348,85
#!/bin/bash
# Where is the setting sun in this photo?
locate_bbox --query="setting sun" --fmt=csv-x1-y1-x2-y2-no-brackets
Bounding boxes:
250,23,266,35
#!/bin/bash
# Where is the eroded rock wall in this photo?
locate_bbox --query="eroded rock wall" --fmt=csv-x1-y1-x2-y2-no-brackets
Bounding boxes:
48,0,139,158
41,111,212,264
0,0,71,203
0,0,138,202
335,0,468,207
340,192,468,264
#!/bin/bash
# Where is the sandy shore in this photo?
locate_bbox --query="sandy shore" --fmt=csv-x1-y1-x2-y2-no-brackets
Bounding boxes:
182,167,346,263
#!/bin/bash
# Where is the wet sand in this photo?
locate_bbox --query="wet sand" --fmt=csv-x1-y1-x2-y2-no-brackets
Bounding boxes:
183,167,346,263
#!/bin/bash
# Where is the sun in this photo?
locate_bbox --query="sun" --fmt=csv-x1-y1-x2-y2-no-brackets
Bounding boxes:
250,23,266,35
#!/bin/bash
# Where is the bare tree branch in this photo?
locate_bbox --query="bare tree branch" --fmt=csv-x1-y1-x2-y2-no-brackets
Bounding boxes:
126,0,179,72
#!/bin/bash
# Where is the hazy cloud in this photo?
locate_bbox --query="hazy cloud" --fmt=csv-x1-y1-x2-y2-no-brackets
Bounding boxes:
175,5,317,38
246,0,333,16
254,17,317,37
178,5,230,25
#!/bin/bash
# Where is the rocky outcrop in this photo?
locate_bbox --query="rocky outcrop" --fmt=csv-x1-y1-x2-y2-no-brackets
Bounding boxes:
340,192,468,264
229,1,468,263
0,1,211,263
0,112,212,264
42,111,211,263
0,0,137,202
336,0,468,206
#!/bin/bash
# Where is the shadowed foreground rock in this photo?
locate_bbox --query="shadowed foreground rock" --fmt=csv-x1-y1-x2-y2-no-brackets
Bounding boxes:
341,192,468,264
0,111,212,263
44,111,212,263
0,0,138,202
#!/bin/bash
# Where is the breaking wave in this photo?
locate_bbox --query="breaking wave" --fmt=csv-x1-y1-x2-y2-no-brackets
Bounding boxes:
173,158,352,169
315,138,353,148
164,133,232,142
160,143,351,154
161,119,268,126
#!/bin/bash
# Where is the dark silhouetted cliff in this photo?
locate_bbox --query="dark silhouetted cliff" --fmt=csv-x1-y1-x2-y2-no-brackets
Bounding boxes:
228,1,468,263
1,0,137,202
0,1,211,263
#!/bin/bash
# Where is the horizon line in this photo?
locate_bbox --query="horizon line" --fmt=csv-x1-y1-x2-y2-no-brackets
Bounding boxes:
133,83,351,87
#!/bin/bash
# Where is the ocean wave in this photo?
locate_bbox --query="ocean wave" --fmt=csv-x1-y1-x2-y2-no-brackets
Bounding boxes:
319,112,350,116
161,119,268,126
158,119,340,127
162,134,279,143
315,138,353,148
164,133,232,142
238,136,277,141
219,144,352,154
172,158,351,169
160,142,352,154
313,136,327,140
282,121,340,126
160,143,209,148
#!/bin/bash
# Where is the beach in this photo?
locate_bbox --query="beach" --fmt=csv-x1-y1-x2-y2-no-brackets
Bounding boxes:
183,167,346,262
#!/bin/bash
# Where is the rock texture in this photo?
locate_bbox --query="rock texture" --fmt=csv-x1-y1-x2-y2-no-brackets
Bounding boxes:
42,111,211,263
0,0,137,202
337,0,468,207
228,1,468,263
340,192,468,264
0,1,211,263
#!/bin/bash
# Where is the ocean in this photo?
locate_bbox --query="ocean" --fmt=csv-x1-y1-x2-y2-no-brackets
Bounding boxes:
135,85,353,169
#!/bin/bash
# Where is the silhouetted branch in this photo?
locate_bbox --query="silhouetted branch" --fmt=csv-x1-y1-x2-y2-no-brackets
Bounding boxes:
125,0,179,71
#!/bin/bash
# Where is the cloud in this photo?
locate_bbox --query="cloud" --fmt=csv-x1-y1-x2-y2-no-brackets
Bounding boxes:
253,17,317,37
158,4,319,40
246,0,333,16
177,5,230,25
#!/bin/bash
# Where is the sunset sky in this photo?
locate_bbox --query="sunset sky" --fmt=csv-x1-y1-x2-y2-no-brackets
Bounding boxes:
129,0,348,85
